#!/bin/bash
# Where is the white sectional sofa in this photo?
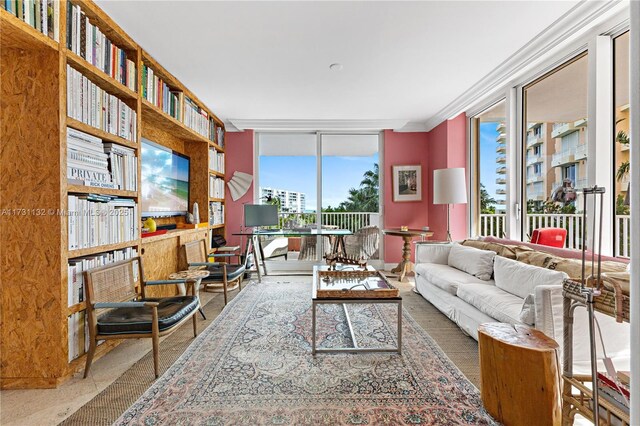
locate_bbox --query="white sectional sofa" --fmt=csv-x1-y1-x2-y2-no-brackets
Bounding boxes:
414,241,630,373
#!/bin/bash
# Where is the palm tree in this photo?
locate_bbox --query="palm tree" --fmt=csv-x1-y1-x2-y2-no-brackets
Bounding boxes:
337,164,379,212
615,121,630,183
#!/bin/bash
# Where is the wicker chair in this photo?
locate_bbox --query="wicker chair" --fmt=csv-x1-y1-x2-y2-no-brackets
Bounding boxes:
344,226,380,260
183,239,245,305
84,257,200,379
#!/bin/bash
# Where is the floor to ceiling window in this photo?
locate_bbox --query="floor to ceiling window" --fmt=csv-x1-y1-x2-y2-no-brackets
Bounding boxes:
613,31,631,258
522,53,588,248
257,132,382,268
471,100,507,238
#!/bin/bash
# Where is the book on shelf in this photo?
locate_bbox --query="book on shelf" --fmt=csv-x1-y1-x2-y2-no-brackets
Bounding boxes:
103,143,137,191
184,96,210,139
142,64,183,121
67,311,87,362
65,1,136,91
216,125,225,148
67,246,138,307
209,201,224,226
2,0,60,42
67,126,114,185
209,175,224,199
67,65,137,142
68,194,138,250
208,148,224,174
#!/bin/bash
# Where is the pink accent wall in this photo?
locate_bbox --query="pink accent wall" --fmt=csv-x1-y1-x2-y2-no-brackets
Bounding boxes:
382,130,430,263
426,113,468,241
225,130,255,247
223,118,467,264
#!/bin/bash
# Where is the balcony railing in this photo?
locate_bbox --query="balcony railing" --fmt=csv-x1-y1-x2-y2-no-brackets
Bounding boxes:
526,154,543,166
526,136,543,149
479,213,631,256
497,156,506,164
526,174,544,183
496,145,506,154
479,214,507,239
551,150,576,167
616,215,631,258
277,212,381,234
496,177,506,185
575,144,587,160
496,166,507,174
551,122,578,138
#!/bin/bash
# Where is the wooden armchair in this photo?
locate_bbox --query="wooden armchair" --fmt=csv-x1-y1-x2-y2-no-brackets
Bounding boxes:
83,257,200,379
183,239,246,305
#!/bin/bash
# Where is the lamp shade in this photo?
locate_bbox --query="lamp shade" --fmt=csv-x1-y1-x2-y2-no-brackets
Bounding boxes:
433,168,467,205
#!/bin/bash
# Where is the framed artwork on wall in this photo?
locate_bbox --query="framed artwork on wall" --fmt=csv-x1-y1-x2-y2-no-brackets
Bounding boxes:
393,165,422,202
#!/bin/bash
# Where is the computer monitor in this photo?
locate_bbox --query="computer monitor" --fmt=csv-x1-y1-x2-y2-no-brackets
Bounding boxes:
244,204,279,227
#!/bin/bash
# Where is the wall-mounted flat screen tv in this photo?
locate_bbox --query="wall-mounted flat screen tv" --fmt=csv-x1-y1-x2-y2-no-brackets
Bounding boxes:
244,204,279,227
141,138,190,217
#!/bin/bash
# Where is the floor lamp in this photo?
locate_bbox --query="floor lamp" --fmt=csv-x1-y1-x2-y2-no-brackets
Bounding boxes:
433,168,467,242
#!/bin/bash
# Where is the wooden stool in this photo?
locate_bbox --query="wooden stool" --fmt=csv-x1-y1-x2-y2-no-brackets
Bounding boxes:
478,323,561,426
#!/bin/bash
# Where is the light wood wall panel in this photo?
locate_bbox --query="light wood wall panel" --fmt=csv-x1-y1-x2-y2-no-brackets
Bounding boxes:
0,47,64,384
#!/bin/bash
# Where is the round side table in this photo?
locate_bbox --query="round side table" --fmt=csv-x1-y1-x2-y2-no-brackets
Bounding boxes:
169,269,209,320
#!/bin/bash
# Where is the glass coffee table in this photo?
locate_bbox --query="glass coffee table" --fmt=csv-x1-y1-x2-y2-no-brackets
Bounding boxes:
311,264,402,355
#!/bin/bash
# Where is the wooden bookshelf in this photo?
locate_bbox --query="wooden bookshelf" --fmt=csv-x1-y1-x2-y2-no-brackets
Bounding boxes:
0,8,59,50
66,51,138,101
0,0,226,389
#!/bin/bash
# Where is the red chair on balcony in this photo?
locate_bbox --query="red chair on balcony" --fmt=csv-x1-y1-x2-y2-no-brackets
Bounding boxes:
531,228,567,248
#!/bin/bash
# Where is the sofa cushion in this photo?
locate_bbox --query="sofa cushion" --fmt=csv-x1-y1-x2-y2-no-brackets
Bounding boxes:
461,239,517,259
494,256,567,299
97,296,199,335
515,249,628,280
456,284,524,325
447,243,495,281
415,263,495,296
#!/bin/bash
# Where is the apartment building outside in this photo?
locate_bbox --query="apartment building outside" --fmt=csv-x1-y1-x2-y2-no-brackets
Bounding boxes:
495,122,506,213
260,187,306,213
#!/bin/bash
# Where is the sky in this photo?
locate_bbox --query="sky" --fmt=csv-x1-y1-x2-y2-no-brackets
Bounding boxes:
259,153,379,211
479,121,502,205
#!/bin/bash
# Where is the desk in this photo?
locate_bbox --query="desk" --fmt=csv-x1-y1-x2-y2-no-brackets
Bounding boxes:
382,228,433,281
232,229,353,282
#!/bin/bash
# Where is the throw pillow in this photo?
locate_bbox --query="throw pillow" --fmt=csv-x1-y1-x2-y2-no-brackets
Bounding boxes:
494,255,567,299
515,250,628,279
519,294,536,325
447,242,495,281
461,239,517,259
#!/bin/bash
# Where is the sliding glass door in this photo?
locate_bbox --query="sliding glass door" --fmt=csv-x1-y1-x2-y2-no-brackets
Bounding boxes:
321,134,380,262
256,132,382,270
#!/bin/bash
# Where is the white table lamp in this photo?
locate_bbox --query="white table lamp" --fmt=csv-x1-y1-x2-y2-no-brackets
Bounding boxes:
433,168,467,241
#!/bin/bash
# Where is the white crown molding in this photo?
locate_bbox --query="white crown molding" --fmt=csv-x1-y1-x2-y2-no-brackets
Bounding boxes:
393,121,429,133
223,120,242,132
423,0,627,131
229,119,409,132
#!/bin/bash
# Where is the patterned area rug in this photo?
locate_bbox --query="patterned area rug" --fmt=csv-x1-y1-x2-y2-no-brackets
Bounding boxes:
116,280,496,425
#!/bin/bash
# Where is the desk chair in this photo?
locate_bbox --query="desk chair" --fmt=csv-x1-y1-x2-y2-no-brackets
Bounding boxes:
183,239,246,305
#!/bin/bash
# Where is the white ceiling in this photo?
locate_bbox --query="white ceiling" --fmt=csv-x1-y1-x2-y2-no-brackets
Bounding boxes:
96,0,580,130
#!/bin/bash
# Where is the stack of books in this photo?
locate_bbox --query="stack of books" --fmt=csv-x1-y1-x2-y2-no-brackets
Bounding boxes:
66,1,136,91
67,194,138,250
104,143,137,191
67,127,114,189
67,247,138,307
67,65,137,142
142,64,182,121
209,148,224,173
209,176,224,199
1,0,60,42
209,201,224,226
184,96,209,138
597,372,630,415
